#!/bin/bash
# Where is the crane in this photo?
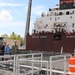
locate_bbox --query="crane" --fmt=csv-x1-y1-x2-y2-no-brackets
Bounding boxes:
24,0,32,48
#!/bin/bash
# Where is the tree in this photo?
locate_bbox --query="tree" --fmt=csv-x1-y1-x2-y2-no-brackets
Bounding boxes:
9,32,17,39
16,35,24,46
9,32,24,46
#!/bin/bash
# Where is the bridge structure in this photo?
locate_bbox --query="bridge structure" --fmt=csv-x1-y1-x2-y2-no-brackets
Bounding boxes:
0,52,71,75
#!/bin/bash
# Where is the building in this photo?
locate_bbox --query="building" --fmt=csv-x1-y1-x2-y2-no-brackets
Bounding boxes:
3,39,20,49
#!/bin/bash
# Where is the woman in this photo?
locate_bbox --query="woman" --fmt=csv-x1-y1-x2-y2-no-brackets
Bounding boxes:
4,43,11,60
4,43,10,55
4,43,11,68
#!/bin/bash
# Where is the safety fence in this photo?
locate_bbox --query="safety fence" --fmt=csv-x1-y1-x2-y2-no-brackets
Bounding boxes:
0,53,71,75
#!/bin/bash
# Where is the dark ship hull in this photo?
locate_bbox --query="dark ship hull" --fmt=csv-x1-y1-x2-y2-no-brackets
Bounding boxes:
25,0,75,53
26,32,75,53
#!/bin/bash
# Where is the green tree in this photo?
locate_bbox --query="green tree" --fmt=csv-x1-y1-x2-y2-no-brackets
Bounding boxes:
9,32,24,46
16,35,24,46
9,32,17,39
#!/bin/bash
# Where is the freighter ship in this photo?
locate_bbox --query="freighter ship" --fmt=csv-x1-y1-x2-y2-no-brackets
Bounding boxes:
26,0,75,53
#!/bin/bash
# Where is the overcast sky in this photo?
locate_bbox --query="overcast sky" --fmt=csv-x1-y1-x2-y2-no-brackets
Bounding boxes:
0,0,59,37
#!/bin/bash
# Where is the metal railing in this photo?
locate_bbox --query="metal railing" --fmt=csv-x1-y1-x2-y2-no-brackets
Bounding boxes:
0,53,42,75
50,54,71,75
0,53,71,75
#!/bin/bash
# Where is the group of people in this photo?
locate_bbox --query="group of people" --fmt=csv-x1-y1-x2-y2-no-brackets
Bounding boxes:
0,40,18,56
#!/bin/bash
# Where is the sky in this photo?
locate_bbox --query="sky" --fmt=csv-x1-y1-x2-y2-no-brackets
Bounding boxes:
0,0,59,37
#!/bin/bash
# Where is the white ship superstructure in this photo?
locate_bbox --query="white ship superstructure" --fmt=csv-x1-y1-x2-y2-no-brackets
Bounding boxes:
34,5,75,33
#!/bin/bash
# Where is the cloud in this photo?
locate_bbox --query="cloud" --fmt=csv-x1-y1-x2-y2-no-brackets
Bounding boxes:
0,10,13,21
0,2,25,7
0,21,25,28
32,5,46,15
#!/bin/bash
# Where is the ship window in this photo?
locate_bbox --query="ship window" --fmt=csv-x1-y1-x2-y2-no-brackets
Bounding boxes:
58,17,59,19
72,23,74,28
55,12,57,16
54,23,56,25
49,8,52,11
47,14,49,16
70,16,72,18
72,11,74,14
64,24,66,26
41,13,44,17
34,30,36,33
66,11,69,15
46,24,48,26
37,31,38,33
72,29,74,32
50,18,52,20
55,18,57,21
54,23,56,27
53,35,61,41
41,14,44,17
59,12,62,15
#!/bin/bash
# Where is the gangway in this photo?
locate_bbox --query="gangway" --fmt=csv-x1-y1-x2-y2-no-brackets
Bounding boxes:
0,53,71,75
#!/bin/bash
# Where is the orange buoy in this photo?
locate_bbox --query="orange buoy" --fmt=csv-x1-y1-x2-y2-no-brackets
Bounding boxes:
68,56,75,75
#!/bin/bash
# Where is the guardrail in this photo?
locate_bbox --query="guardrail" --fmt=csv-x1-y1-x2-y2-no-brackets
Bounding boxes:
50,54,71,75
0,53,42,75
0,53,71,75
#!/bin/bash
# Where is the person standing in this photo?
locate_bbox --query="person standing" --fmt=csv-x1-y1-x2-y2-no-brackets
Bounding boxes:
4,43,10,55
1,42,6,61
1,42,6,55
12,40,18,54
4,43,11,68
0,45,2,55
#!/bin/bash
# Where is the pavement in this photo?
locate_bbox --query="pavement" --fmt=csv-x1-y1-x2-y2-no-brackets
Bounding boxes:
0,69,12,75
